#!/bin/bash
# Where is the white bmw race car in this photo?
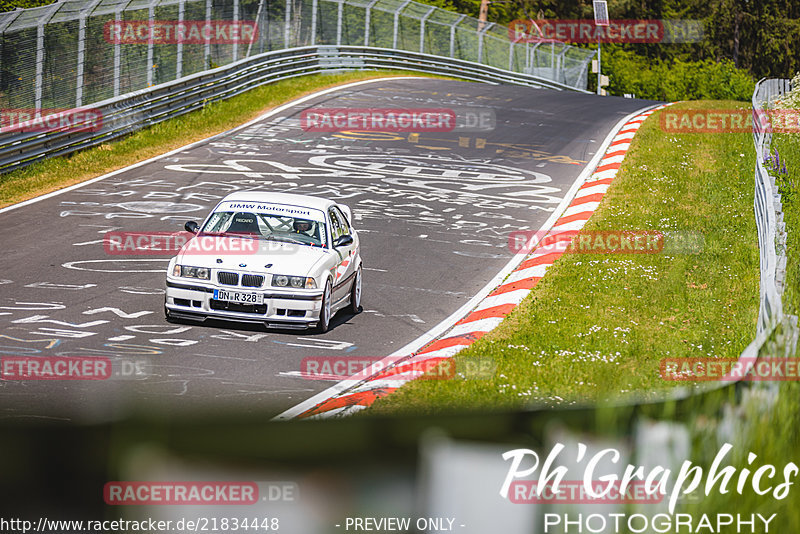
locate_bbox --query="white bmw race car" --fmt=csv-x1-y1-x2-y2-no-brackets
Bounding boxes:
165,191,362,332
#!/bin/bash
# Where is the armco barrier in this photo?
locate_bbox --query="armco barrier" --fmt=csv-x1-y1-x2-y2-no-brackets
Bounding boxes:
752,78,794,340
0,45,588,174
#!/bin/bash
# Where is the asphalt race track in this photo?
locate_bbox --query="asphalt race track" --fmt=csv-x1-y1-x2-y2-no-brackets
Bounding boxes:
0,78,659,421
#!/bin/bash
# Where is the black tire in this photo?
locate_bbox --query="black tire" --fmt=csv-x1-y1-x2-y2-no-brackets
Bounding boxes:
348,265,362,315
314,279,332,333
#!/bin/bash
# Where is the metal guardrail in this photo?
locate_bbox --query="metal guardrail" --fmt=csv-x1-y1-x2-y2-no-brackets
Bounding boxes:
0,45,588,174
752,78,796,343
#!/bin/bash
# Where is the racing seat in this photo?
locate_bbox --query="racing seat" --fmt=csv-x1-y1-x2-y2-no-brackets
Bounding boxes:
226,213,261,235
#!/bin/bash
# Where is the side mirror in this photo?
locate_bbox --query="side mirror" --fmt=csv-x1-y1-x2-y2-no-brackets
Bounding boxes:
334,234,354,248
185,221,200,234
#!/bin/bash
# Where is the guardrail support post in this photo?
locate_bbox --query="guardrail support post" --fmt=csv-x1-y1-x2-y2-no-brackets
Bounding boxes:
35,4,60,116
204,0,211,67
528,41,540,74
113,11,122,96
449,14,466,58
75,27,85,105
476,22,493,65
233,0,239,61
556,46,568,84
246,0,266,56
524,41,528,72
113,0,134,97
76,1,100,107
393,0,411,50
35,24,44,116
419,6,435,53
310,0,317,45
364,0,379,46
147,0,156,86
177,0,185,78
0,11,22,109
284,0,291,48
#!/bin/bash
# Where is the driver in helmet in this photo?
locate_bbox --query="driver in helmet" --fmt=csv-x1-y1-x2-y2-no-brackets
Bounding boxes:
293,218,314,236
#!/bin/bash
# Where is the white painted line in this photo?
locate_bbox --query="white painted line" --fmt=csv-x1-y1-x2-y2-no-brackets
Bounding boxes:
613,132,637,141
473,289,532,311
446,317,505,337
413,345,473,359
549,219,590,233
607,141,631,151
0,76,426,216
563,202,600,217
590,169,619,181
504,264,550,283
575,183,611,197
599,154,626,165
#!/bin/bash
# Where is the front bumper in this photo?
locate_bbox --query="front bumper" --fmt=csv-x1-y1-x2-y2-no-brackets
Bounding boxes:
165,278,324,328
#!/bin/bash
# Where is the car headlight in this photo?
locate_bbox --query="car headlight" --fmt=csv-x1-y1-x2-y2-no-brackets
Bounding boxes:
173,264,210,280
272,275,316,289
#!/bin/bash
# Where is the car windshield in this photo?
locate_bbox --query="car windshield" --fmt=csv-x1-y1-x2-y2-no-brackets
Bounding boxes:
201,210,327,248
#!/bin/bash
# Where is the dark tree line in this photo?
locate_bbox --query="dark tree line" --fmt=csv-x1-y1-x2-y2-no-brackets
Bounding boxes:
438,0,800,79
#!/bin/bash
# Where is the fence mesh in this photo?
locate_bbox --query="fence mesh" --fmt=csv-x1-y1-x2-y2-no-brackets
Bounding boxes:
0,0,594,115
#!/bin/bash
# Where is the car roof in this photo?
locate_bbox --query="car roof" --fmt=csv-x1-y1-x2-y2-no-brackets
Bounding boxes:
218,191,336,212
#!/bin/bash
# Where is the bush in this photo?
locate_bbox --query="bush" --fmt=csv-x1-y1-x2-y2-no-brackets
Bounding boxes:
603,48,755,101
775,72,800,109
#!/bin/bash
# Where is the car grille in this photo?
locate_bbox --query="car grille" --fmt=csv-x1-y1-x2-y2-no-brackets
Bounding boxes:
210,299,267,314
218,271,239,285
241,274,264,287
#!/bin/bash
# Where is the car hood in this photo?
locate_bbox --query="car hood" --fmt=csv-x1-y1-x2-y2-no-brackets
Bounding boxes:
176,237,329,277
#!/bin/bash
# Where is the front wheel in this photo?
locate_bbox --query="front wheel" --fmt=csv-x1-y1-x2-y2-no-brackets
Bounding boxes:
348,266,362,315
314,279,332,334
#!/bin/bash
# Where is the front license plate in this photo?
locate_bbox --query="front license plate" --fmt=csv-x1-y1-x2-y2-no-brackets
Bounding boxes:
213,289,264,305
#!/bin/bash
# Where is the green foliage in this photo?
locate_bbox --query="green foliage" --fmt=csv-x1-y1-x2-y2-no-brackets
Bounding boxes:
603,47,755,101
0,0,53,12
775,71,800,109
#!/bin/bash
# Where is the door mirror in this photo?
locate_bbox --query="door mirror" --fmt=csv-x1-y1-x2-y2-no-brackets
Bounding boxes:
185,221,200,234
334,234,354,248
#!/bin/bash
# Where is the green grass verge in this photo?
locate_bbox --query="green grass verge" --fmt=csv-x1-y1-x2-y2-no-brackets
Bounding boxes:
368,100,761,415
0,70,444,209
771,133,800,323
